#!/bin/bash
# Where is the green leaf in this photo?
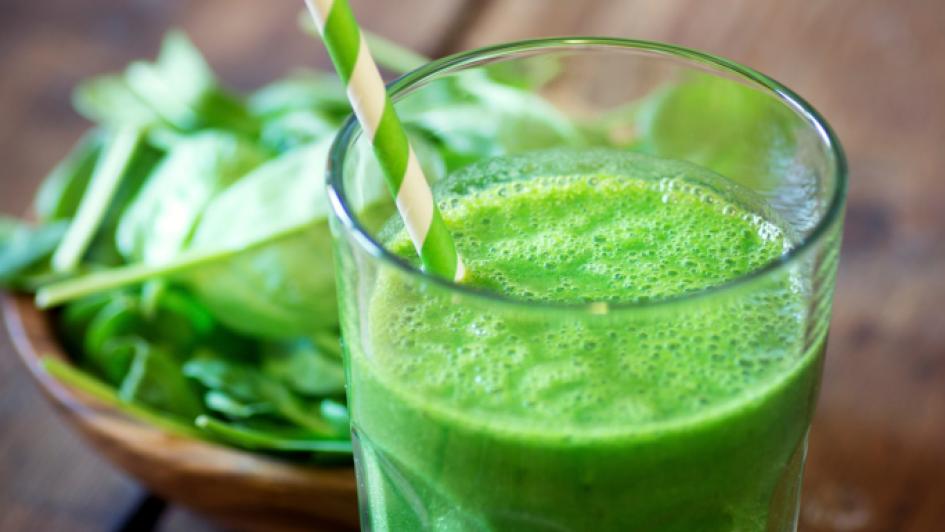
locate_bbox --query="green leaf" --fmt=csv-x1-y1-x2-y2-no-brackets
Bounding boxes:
43,357,202,439
85,139,164,268
258,108,339,153
58,294,112,356
64,285,220,389
34,130,105,222
181,138,337,337
195,415,352,456
0,218,18,239
249,71,349,119
116,131,267,264
138,31,257,135
182,132,429,338
183,352,337,436
190,139,333,249
312,330,343,360
39,41,558,342
400,71,585,171
74,31,258,136
183,227,335,339
73,75,163,128
249,71,349,152
634,74,798,190
124,30,218,130
262,340,346,397
482,54,562,90
144,285,216,340
204,390,273,418
51,126,143,272
319,399,350,434
0,218,69,289
119,342,205,419
80,296,141,383
36,220,309,308
35,132,423,339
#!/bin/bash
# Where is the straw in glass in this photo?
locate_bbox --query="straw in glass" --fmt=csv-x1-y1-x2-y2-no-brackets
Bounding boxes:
303,0,465,282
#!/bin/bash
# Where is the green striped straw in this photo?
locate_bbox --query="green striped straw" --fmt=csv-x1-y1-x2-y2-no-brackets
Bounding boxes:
304,0,465,282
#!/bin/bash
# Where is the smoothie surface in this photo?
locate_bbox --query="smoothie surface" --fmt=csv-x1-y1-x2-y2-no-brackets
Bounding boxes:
370,151,807,438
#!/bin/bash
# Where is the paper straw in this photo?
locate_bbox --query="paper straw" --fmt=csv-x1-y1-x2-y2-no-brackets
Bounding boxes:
304,0,465,282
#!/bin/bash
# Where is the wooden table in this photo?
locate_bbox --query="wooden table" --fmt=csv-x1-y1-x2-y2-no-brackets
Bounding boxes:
2,1,943,530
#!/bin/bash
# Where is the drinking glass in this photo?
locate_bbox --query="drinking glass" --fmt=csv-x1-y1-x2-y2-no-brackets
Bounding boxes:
327,38,846,531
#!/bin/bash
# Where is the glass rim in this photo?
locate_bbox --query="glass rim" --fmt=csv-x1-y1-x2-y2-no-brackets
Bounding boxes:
327,36,848,313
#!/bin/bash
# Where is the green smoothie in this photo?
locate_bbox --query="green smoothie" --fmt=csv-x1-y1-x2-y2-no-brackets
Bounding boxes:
346,150,823,531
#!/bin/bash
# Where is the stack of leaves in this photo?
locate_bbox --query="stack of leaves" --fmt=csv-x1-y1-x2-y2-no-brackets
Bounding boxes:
0,26,592,461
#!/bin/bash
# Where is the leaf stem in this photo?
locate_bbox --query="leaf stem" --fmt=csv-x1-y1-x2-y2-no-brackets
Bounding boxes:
52,127,141,272
42,356,203,439
195,416,352,454
275,396,338,437
36,218,315,308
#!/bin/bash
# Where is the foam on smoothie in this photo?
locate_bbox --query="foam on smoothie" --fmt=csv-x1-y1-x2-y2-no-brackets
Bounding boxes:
368,149,808,437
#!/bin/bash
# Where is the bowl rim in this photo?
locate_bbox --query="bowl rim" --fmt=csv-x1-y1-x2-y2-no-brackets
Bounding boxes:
1,292,358,487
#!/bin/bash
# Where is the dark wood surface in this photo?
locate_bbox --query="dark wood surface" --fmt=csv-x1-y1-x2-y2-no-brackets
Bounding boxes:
2,1,943,531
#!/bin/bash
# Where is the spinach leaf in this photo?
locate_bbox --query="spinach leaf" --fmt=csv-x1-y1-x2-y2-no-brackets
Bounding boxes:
0,218,18,241
33,129,410,339
119,342,205,419
81,296,141,384
58,294,112,357
65,286,222,392
634,74,798,189
43,357,203,438
181,137,338,337
0,218,69,289
38,134,398,338
400,71,585,171
34,130,104,222
124,31,257,136
51,126,143,271
319,399,350,435
482,54,562,91
249,71,349,120
74,31,257,136
116,131,267,264
196,415,352,457
204,390,274,419
249,72,349,152
140,283,216,342
257,108,339,153
85,139,164,268
73,75,163,128
262,340,346,398
183,351,338,437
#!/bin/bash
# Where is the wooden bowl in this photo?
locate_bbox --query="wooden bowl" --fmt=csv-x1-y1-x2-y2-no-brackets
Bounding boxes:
2,293,360,531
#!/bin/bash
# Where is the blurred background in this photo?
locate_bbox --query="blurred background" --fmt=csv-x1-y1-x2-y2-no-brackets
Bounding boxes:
1,1,943,531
